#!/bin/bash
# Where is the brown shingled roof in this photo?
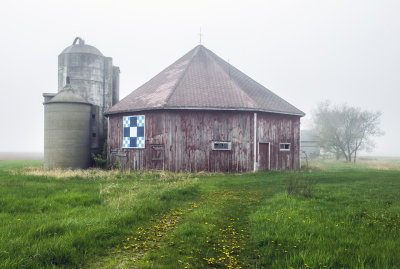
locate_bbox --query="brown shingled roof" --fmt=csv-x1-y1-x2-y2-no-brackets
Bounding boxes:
106,45,305,116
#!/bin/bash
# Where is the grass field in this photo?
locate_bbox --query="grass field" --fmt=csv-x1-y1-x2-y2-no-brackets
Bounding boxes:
0,159,399,268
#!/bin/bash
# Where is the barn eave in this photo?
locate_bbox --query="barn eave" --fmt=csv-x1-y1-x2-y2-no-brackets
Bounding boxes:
104,106,305,117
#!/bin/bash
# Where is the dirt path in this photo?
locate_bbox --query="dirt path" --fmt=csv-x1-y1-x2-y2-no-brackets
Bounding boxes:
89,190,264,268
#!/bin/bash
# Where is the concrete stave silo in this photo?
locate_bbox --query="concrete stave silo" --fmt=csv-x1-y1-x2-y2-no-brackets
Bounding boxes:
57,37,119,153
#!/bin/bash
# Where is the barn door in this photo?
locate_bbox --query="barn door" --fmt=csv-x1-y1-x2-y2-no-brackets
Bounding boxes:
150,144,164,170
258,143,270,170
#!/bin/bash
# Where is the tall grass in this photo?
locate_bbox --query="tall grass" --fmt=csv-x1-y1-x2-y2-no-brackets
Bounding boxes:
0,161,200,268
1,159,400,268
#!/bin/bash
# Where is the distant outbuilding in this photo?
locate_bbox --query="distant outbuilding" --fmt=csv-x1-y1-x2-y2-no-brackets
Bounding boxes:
300,130,320,159
105,45,305,172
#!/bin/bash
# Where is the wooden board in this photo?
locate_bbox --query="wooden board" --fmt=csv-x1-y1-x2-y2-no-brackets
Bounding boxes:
108,110,300,172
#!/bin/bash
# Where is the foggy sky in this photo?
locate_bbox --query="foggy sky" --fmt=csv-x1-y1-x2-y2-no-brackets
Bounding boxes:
1,0,399,156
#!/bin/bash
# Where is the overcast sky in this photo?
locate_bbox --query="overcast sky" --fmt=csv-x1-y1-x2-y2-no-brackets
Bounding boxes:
0,0,399,156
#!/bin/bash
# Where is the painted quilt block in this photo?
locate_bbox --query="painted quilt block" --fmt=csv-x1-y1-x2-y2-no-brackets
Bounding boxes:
122,115,145,148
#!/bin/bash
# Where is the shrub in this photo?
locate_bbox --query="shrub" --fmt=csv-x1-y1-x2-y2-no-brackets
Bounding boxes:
91,141,108,169
287,175,315,198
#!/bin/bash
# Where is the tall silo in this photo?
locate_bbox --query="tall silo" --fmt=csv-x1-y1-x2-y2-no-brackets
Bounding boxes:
58,37,119,153
44,84,92,169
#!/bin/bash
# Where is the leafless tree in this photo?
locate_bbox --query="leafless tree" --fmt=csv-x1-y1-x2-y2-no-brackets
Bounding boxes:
313,101,383,163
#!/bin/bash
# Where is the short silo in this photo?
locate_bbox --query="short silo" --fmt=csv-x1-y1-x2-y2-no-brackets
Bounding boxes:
44,85,92,169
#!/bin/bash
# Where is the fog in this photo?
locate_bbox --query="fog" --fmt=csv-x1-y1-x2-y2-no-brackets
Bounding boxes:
1,0,399,156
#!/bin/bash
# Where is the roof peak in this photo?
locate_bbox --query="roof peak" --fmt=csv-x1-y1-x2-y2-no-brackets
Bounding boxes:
60,37,103,56
106,45,304,116
46,89,90,105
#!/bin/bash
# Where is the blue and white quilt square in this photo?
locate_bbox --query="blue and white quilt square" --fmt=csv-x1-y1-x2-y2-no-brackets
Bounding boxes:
122,115,145,148
123,117,130,127
137,115,145,127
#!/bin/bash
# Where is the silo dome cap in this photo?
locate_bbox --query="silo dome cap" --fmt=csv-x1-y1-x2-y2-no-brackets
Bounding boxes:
47,85,90,105
60,37,103,56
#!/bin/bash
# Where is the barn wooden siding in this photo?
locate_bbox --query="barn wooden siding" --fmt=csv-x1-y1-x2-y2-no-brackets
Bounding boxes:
108,110,300,172
257,113,300,170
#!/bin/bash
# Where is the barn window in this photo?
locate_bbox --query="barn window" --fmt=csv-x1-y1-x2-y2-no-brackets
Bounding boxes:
280,143,290,151
212,141,231,150
122,115,145,148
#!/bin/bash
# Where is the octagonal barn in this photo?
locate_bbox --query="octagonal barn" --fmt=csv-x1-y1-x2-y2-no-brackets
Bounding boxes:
105,45,305,172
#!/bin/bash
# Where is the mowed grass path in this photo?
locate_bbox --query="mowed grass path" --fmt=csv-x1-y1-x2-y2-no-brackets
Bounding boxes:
0,160,399,268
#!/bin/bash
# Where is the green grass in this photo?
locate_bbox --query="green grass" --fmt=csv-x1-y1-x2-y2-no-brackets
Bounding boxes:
0,159,399,268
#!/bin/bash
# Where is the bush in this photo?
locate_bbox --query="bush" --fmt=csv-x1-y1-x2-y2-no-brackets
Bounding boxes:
91,141,108,169
287,175,315,198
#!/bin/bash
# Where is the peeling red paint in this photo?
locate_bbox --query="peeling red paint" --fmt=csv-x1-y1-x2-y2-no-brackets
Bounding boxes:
108,110,300,172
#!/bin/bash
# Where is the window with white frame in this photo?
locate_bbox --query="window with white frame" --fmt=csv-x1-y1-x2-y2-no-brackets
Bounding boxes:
279,143,290,151
212,141,231,150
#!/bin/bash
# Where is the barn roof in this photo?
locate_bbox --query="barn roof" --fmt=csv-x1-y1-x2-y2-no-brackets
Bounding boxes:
106,45,305,116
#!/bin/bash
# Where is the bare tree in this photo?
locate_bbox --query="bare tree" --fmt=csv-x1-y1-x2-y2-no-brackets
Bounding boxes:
313,101,383,162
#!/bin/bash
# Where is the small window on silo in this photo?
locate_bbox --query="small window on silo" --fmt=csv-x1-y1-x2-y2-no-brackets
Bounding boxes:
92,114,95,119
92,133,96,138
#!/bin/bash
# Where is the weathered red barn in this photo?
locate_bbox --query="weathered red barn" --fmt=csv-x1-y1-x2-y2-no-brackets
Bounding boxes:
105,45,305,172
